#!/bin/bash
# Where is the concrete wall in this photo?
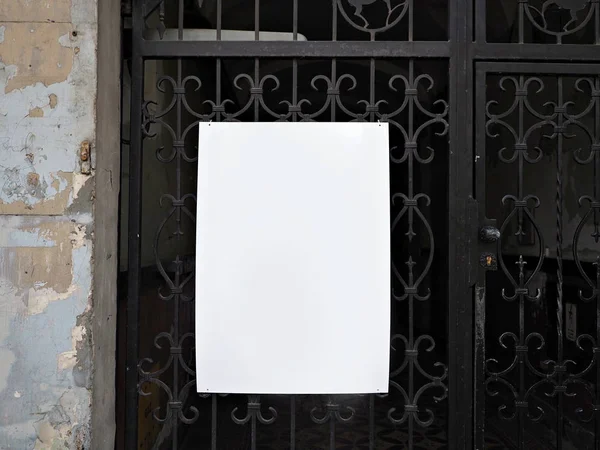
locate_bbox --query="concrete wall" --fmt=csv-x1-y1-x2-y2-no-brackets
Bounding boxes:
0,0,117,447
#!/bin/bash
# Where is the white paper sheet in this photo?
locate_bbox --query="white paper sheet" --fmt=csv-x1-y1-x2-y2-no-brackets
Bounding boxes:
195,122,390,394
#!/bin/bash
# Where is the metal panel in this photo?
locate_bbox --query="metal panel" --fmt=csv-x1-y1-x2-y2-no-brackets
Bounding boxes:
123,1,460,449
475,62,600,449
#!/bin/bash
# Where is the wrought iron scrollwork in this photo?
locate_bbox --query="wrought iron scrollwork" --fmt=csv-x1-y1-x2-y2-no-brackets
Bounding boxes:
137,55,449,447
522,0,595,40
337,0,409,37
485,73,600,445
384,61,449,447
138,332,199,424
141,0,418,41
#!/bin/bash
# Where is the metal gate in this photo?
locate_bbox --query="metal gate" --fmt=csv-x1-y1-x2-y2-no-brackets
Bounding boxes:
120,0,600,448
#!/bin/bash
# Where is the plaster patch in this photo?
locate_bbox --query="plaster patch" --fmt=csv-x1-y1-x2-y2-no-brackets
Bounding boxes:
0,61,18,93
0,23,74,93
0,227,56,247
57,351,76,371
48,94,58,109
0,26,5,44
26,285,77,315
10,246,72,294
70,224,87,249
71,173,90,202
31,388,91,449
0,0,71,23
57,325,86,371
28,107,44,118
0,171,73,215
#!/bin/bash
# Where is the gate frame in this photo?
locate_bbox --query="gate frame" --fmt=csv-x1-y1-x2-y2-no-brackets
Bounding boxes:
122,0,600,448
124,0,474,448
92,0,122,447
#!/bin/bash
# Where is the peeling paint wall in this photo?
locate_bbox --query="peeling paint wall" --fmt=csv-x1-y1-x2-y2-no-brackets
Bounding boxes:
0,0,97,448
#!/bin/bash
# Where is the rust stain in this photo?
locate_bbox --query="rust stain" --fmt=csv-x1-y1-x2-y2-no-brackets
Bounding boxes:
73,47,80,55
27,172,39,186
48,93,58,109
0,0,70,23
28,107,44,117
79,141,89,161
0,23,73,93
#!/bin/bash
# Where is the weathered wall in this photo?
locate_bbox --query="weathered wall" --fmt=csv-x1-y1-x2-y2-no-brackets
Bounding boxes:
0,0,98,448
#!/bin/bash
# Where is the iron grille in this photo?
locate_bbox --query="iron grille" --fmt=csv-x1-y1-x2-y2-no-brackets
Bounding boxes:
121,0,600,449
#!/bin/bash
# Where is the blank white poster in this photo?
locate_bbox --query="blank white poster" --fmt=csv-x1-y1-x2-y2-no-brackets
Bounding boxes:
195,122,390,394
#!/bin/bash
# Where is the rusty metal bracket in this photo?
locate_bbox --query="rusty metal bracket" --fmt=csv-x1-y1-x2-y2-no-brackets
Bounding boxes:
80,140,91,175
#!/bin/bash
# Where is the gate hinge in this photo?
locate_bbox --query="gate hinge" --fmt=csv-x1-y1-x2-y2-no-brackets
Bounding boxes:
467,196,479,287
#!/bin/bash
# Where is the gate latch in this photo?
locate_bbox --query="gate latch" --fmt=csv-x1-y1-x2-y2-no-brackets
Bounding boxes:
478,225,500,271
479,226,500,243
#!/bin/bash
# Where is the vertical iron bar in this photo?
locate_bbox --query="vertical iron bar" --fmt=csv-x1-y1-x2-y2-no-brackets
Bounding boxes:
369,394,375,450
369,58,375,122
254,58,260,120
290,396,296,450
293,0,298,41
124,0,144,448
556,76,565,450
178,0,183,39
332,0,337,41
518,1,525,44
474,64,487,450
125,0,144,446
255,0,260,41
408,0,413,41
216,59,222,122
449,0,473,448
475,0,486,43
212,394,218,450
172,55,184,450
329,414,335,450
292,59,298,122
595,76,600,450
251,412,257,450
592,3,600,44
517,75,525,241
594,79,599,240
331,58,336,122
518,280,525,450
517,74,525,450
216,0,222,40
407,58,415,450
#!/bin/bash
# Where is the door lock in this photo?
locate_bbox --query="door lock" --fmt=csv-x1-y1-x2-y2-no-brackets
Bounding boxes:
479,226,500,243
480,252,498,270
479,225,500,271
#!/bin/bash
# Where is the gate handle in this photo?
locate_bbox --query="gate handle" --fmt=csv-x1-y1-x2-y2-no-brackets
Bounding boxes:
478,225,500,271
479,226,500,243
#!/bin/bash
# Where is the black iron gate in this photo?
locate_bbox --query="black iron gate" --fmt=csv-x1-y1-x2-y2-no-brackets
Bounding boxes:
120,0,600,448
